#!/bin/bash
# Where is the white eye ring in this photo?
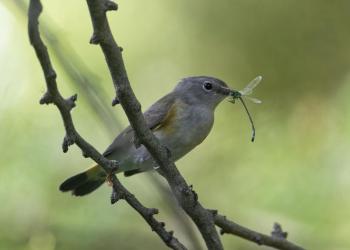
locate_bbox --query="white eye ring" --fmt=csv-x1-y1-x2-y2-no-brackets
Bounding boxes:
203,81,213,91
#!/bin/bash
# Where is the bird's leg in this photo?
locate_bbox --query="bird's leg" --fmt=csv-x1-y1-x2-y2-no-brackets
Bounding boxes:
106,175,114,186
106,160,119,186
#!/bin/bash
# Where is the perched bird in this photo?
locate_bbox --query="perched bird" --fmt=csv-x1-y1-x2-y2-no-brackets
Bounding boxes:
59,76,237,196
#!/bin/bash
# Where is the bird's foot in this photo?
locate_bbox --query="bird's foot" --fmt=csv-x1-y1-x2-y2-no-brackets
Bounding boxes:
106,174,114,186
106,160,119,186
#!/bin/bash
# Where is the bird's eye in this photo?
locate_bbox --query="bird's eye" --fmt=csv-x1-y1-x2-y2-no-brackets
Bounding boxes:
203,82,213,91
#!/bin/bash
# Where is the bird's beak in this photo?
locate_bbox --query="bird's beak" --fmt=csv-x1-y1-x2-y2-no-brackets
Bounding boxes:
224,88,241,103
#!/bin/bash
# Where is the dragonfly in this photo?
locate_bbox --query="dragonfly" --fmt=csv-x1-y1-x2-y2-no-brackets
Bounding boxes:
229,76,262,142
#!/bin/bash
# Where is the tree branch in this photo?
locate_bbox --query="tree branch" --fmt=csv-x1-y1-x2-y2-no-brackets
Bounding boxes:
84,1,306,250
28,0,305,249
27,1,185,249
85,0,223,249
213,212,305,250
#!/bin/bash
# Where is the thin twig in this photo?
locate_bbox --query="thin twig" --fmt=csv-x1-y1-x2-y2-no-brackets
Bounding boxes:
213,212,305,250
27,1,186,249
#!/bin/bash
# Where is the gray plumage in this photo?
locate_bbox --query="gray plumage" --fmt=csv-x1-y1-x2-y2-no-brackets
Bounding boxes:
60,76,231,195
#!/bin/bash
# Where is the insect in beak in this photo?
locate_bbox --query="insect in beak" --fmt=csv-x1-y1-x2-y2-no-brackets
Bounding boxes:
228,76,262,142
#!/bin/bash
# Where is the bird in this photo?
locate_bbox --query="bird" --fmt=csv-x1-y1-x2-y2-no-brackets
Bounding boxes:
59,76,235,196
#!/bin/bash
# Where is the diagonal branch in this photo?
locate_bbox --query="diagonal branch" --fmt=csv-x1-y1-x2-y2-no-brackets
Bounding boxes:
84,1,306,250
28,0,305,249
212,212,305,250
85,0,223,249
27,1,186,249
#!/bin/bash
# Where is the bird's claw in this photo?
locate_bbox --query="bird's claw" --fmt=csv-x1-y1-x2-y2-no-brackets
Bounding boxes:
106,174,114,186
106,160,119,186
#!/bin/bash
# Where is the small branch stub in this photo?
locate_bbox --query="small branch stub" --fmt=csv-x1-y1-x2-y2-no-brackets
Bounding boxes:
111,188,121,204
182,185,198,204
189,185,198,201
62,135,75,153
112,96,120,106
66,94,78,110
147,208,159,217
89,33,102,45
271,223,288,239
104,1,118,11
82,150,89,158
39,91,53,105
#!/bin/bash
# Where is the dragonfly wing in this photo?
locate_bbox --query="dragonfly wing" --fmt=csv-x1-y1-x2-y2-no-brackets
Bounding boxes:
239,76,262,96
245,96,262,104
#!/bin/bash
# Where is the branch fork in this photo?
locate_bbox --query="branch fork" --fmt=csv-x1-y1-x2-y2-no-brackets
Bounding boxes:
28,0,305,249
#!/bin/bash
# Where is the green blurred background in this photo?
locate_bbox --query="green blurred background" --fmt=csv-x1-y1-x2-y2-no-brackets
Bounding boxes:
1,0,350,249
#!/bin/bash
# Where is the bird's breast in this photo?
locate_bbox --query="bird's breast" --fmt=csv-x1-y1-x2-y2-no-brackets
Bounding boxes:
154,100,214,160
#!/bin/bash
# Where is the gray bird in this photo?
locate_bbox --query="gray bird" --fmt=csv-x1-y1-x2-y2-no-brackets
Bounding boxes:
59,76,246,196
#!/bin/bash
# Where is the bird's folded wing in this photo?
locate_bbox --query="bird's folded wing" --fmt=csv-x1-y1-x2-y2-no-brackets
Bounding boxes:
103,93,176,157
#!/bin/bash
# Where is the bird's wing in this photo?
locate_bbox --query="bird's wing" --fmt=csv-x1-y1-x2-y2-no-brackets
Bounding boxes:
103,93,176,157
143,93,177,131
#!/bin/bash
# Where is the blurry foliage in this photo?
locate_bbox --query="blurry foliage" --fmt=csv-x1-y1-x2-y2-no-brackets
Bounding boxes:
1,0,350,250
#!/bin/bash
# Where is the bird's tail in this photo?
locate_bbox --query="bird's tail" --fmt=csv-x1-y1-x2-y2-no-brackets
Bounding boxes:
59,165,106,196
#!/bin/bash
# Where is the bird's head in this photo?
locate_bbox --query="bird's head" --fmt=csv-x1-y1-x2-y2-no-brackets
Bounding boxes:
174,76,260,141
173,76,235,109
